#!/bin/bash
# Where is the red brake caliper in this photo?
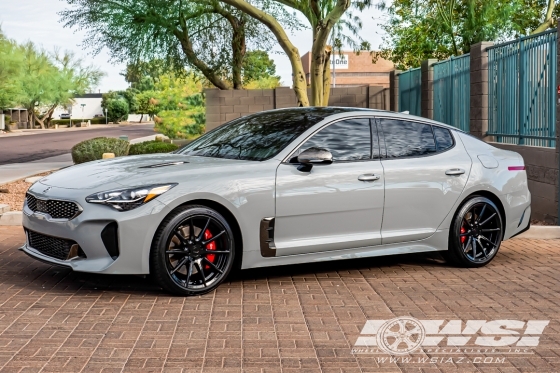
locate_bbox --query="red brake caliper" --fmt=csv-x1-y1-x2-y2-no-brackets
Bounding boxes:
460,227,466,244
204,229,216,269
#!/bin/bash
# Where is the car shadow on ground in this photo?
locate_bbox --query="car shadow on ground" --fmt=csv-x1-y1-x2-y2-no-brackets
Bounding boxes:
7,251,450,297
230,251,449,282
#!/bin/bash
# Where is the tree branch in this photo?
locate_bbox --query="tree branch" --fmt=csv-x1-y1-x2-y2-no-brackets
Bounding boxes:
532,0,556,34
216,0,309,106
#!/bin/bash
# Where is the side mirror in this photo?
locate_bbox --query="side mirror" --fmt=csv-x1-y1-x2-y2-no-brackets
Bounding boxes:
296,147,333,172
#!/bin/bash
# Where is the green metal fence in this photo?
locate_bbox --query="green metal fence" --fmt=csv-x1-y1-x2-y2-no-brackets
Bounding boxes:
433,54,471,132
488,29,557,147
398,68,421,116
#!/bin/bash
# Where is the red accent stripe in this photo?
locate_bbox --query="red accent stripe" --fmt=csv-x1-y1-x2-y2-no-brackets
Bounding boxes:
508,166,525,171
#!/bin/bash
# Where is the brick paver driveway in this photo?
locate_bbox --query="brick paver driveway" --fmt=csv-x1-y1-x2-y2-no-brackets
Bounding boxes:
0,226,558,373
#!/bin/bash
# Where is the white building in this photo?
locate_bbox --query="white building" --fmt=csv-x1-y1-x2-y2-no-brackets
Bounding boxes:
53,93,104,120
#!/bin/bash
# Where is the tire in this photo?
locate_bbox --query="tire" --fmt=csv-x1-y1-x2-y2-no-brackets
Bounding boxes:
445,196,503,268
150,205,235,296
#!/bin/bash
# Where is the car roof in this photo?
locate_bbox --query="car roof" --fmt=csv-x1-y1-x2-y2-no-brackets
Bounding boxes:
265,107,463,133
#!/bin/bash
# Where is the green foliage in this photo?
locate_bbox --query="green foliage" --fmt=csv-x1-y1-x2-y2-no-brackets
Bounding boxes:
0,28,104,126
150,73,206,139
51,117,107,126
71,137,130,164
128,140,179,155
0,31,24,109
377,0,554,69
102,94,130,122
122,60,166,91
60,0,302,90
242,50,281,86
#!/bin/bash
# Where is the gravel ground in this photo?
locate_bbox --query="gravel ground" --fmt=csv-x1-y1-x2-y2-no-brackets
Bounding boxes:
0,172,51,211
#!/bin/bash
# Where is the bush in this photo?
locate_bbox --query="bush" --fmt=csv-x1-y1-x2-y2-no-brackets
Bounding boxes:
71,137,130,164
106,98,129,123
51,117,107,126
128,141,178,155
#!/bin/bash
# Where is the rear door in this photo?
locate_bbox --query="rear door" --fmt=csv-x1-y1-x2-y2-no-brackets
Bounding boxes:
274,117,385,256
378,118,472,244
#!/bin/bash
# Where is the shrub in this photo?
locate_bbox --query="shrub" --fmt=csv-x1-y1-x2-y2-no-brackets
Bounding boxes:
51,117,107,126
106,98,130,122
71,137,130,164
128,141,178,155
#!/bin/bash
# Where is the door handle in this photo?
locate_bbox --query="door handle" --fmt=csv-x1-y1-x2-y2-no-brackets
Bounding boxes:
445,168,465,176
358,174,380,182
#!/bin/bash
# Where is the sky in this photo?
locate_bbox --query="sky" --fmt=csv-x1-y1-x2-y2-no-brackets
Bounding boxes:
0,1,386,92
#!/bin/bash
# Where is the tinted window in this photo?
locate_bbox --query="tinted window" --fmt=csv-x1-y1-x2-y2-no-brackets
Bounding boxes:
179,108,358,161
299,118,372,161
380,119,436,158
433,127,454,151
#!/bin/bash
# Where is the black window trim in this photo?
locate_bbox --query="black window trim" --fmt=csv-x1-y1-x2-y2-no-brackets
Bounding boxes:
282,116,382,164
374,116,456,161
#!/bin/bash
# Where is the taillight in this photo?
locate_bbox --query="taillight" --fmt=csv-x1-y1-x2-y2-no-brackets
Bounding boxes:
508,166,525,171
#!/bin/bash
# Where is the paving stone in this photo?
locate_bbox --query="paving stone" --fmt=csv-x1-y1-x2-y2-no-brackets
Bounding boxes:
0,226,558,371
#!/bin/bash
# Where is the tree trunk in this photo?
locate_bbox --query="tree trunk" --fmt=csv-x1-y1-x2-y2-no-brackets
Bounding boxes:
44,104,57,128
532,0,556,34
32,110,45,130
322,47,332,106
217,0,309,106
230,20,246,89
139,114,144,123
310,30,326,106
174,30,231,90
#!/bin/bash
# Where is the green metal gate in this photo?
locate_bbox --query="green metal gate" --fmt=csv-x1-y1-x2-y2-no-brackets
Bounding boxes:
433,54,470,132
398,68,421,116
487,29,557,147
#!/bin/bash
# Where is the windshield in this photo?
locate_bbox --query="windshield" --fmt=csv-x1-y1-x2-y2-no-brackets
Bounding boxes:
179,107,365,161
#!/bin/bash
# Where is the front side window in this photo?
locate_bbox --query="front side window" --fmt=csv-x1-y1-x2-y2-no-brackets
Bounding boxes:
298,118,372,162
379,119,436,158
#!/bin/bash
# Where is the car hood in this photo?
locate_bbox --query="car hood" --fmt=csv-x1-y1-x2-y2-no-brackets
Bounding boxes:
38,154,254,190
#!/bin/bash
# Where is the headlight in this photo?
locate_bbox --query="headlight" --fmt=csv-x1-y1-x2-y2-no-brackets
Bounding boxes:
85,184,177,211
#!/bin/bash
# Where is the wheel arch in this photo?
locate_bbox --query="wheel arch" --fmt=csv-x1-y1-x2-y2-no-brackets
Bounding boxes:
458,190,507,231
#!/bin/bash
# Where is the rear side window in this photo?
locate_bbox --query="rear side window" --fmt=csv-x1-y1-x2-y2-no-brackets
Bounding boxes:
433,127,454,151
379,119,436,158
299,118,372,162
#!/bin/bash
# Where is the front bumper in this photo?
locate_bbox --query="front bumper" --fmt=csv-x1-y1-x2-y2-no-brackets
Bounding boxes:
22,184,172,274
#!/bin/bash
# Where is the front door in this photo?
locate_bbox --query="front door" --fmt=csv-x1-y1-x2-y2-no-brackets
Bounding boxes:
274,117,385,256
377,118,472,244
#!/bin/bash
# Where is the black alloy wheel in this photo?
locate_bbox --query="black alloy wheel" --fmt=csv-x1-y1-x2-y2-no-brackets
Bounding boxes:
151,205,235,295
446,196,503,267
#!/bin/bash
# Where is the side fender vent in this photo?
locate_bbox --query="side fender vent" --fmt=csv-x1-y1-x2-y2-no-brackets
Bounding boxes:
259,218,276,257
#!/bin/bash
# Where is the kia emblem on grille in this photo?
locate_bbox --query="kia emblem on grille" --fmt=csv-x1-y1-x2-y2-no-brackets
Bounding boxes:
43,187,51,193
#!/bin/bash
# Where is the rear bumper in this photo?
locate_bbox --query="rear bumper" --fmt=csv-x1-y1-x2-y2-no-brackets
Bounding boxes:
509,208,531,239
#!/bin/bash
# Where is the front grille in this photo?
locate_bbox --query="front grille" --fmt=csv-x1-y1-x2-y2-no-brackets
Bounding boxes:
27,230,77,260
26,193,80,220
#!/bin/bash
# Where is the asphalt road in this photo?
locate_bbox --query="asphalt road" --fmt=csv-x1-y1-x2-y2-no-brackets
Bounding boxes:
0,124,155,165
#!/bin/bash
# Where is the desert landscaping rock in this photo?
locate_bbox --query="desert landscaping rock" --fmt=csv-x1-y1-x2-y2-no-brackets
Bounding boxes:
0,211,22,225
0,204,9,214
24,176,42,183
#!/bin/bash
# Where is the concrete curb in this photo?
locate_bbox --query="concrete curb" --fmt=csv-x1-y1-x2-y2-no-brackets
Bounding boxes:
515,225,560,240
0,211,22,226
